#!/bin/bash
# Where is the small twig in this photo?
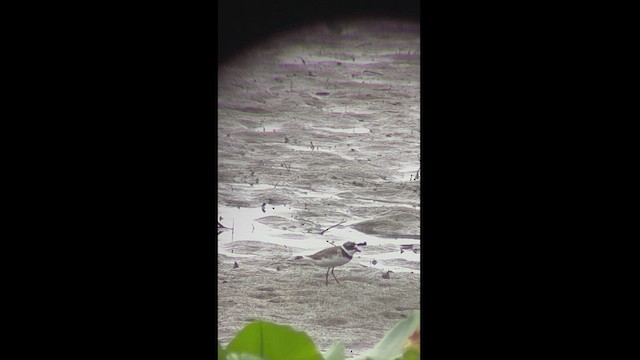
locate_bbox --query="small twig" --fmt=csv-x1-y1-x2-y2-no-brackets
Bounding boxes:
355,42,372,48
363,70,383,76
299,56,306,65
274,181,280,189
320,221,346,235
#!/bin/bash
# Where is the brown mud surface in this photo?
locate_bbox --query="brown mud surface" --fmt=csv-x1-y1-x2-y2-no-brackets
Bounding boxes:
218,19,420,357
218,252,420,356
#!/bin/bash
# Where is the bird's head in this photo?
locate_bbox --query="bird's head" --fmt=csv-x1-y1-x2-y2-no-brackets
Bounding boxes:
342,241,361,255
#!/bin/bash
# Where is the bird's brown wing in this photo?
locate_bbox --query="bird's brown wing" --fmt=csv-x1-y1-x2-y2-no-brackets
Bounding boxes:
307,246,340,260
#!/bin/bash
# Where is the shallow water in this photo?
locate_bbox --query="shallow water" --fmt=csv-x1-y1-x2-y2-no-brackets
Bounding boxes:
217,204,420,273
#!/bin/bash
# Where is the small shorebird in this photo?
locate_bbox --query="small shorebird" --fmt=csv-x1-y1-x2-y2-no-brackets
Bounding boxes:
295,241,361,285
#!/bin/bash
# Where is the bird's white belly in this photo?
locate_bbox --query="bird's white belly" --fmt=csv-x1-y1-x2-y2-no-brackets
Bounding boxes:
308,255,350,267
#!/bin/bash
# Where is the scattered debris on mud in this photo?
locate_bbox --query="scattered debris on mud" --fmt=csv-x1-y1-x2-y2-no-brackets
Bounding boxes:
218,19,420,358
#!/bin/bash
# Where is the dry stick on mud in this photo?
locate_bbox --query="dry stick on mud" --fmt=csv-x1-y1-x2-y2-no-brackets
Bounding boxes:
363,70,383,76
319,221,346,235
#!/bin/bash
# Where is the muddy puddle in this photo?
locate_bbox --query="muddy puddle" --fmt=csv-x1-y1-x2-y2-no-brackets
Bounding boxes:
218,19,420,357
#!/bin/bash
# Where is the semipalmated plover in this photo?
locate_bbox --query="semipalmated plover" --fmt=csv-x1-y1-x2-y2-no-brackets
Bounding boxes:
295,241,361,285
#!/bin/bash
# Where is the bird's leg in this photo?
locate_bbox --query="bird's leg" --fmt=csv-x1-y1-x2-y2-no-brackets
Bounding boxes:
331,267,340,284
325,267,330,286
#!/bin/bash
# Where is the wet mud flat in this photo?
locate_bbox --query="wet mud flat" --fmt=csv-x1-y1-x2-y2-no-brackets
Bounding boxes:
218,19,420,357
217,251,420,356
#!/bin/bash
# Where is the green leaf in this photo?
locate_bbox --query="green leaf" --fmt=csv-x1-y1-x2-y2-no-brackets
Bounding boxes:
218,342,227,359
322,341,345,360
225,321,323,360
402,347,420,360
226,353,264,360
353,310,420,360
